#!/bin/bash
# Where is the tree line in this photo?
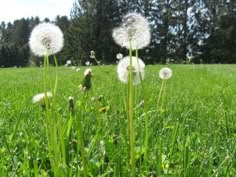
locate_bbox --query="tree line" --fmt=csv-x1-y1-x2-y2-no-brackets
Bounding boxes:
0,0,235,67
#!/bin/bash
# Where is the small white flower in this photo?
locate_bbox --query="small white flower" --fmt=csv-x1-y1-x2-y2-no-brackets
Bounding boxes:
116,53,123,60
66,60,72,65
29,22,64,56
85,61,90,66
84,68,92,76
112,12,151,50
76,68,81,72
32,92,53,106
159,67,172,80
117,56,145,85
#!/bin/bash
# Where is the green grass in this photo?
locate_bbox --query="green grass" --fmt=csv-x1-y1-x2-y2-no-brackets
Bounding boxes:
0,64,236,176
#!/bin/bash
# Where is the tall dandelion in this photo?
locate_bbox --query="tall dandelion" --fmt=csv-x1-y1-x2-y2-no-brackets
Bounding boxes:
117,56,145,85
113,12,150,176
29,22,64,56
157,67,173,111
29,22,66,175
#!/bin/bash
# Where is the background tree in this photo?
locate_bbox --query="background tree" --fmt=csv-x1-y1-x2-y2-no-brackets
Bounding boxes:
0,0,235,66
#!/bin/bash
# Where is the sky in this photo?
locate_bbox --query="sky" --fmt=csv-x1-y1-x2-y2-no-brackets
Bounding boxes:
0,0,74,23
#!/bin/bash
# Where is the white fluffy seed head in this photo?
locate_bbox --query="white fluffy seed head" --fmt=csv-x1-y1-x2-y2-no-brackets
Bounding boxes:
29,22,64,56
117,56,145,85
159,67,172,80
32,92,53,105
85,61,90,66
84,68,92,76
116,53,123,60
68,96,74,101
66,60,72,65
112,12,151,50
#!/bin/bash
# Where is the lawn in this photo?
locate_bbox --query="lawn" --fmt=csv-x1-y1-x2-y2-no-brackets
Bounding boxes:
0,64,236,176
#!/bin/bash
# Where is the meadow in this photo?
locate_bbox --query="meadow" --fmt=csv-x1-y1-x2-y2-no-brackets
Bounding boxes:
0,64,236,176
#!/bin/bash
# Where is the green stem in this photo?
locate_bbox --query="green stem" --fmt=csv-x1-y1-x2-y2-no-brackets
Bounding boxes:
77,94,88,177
128,41,135,176
94,56,99,65
160,80,167,111
157,79,165,111
135,48,149,169
53,56,58,94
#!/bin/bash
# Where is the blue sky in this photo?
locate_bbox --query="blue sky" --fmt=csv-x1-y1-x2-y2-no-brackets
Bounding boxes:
0,0,73,23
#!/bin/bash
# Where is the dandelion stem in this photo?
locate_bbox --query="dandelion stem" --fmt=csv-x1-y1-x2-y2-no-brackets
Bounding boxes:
128,41,135,176
160,80,167,111
53,55,58,94
157,79,165,110
43,54,56,173
135,48,149,169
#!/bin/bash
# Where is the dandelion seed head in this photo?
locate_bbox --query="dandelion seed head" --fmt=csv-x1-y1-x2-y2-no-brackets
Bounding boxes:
68,96,74,101
68,96,74,111
116,53,123,60
29,22,64,56
159,67,172,80
32,92,53,106
85,61,90,66
84,68,92,76
66,60,72,65
112,12,151,50
117,56,145,85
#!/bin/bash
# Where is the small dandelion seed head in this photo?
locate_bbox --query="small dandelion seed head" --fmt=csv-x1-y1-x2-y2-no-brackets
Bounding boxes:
116,53,123,60
84,68,92,76
112,12,151,50
32,92,53,106
159,67,172,80
29,22,64,56
117,56,145,85
66,60,72,65
90,50,96,58
76,68,81,72
68,96,74,111
85,61,90,66
68,96,74,101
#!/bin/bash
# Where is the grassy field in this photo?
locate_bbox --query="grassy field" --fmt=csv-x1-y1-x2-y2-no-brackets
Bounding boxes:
0,64,236,176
